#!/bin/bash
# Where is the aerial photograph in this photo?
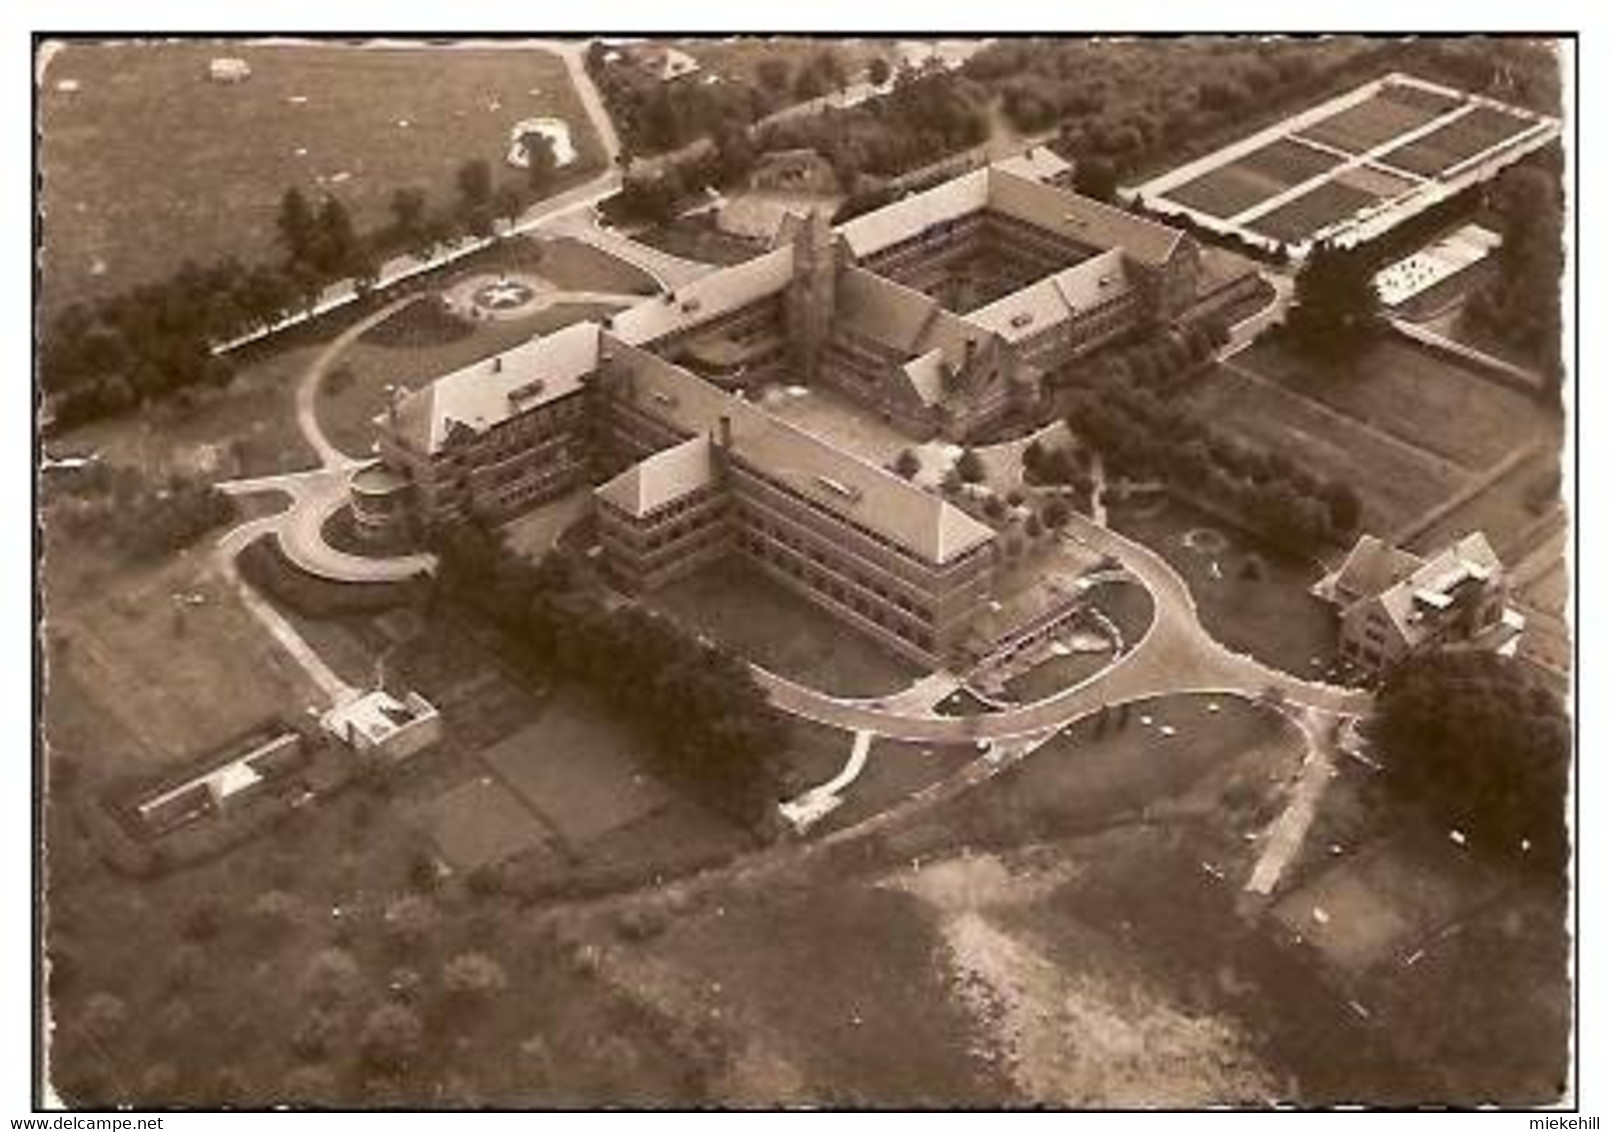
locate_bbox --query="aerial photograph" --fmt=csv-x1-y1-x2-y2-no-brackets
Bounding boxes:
34,32,1573,1110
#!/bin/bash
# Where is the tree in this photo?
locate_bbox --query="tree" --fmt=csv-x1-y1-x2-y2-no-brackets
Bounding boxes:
1372,650,1568,873
302,947,364,1007
389,187,428,239
523,131,560,194
276,187,317,265
955,447,986,484
1073,155,1119,203
360,1003,425,1072
313,195,360,277
457,158,494,207
383,893,438,953
757,57,790,93
1043,498,1071,529
442,952,508,1004
1287,242,1380,363
868,56,892,86
893,448,921,479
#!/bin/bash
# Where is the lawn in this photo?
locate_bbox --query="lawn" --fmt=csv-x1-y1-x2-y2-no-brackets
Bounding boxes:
1379,105,1538,178
479,696,674,851
1237,337,1553,472
648,556,925,697
1406,448,1562,560
416,774,554,872
52,340,323,481
1109,496,1342,677
1246,179,1380,243
781,717,977,835
40,39,605,314
1293,86,1460,154
646,878,1004,1105
1187,360,1465,537
40,528,324,775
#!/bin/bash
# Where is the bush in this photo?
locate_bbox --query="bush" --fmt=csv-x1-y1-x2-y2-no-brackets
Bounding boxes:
442,953,509,1003
613,904,668,942
359,1003,425,1072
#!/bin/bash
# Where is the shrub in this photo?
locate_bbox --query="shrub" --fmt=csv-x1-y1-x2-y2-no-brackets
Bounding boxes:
359,1003,425,1072
442,952,509,1003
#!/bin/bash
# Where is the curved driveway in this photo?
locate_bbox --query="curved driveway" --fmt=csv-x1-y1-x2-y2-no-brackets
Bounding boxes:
755,514,1370,743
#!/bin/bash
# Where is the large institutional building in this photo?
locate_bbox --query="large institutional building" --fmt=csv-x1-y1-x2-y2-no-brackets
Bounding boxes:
362,155,1203,665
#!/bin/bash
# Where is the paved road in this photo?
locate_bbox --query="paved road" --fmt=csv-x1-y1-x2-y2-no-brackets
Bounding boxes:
213,513,362,705
755,511,1370,744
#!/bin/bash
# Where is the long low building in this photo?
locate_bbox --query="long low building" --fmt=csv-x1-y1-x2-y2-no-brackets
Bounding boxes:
366,153,1202,665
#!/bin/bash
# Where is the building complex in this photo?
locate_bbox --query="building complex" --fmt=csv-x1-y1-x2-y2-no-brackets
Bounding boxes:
360,156,1202,666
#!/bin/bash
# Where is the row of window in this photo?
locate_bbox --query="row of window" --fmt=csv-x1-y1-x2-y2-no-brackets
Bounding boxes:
736,531,937,652
740,510,930,621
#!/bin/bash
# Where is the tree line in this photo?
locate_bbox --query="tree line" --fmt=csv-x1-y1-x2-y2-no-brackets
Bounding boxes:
43,139,566,433
430,520,785,825
1462,163,1565,399
1372,648,1568,877
1060,342,1362,554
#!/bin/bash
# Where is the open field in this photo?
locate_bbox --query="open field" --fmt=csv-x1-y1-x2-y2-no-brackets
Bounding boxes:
41,529,323,775
418,775,553,871
1293,84,1462,154
1188,361,1464,537
1108,498,1341,677
40,39,604,313
481,700,674,851
50,340,323,481
1246,180,1380,244
1379,105,1537,177
1406,449,1562,561
1237,337,1554,472
649,557,924,697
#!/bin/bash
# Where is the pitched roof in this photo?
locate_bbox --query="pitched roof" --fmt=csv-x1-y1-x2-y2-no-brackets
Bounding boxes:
1370,531,1504,646
1329,533,1424,604
991,145,1073,184
835,266,940,353
387,322,600,454
966,248,1133,343
603,335,994,565
985,167,1184,266
612,245,794,347
836,168,992,260
595,434,716,518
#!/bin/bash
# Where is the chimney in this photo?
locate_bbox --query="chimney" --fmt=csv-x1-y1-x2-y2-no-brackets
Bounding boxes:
717,414,732,450
385,383,400,431
964,338,978,369
492,356,502,373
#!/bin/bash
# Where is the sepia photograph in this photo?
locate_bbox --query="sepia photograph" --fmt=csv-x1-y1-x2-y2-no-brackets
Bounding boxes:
24,16,1585,1116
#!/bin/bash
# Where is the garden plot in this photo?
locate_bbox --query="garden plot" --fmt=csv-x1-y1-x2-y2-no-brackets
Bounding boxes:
1293,84,1461,155
1164,138,1340,220
480,695,674,850
1378,105,1539,178
1246,180,1382,244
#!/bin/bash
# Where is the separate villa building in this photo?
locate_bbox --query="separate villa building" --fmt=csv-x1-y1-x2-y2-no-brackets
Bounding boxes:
1322,531,1524,679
